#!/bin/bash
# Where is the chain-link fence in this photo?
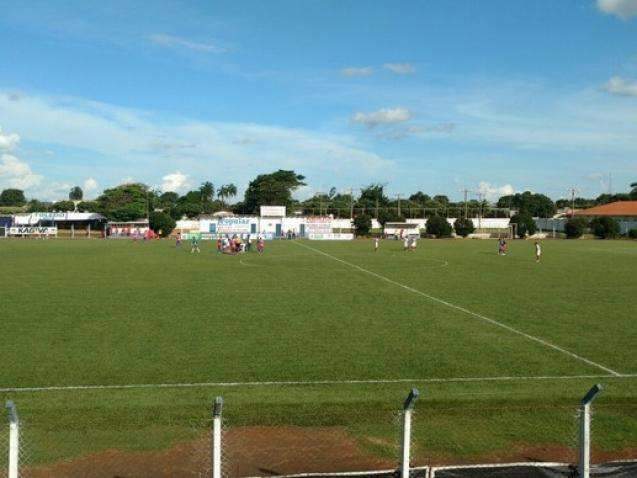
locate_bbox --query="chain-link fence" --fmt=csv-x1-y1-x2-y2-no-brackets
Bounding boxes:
4,385,636,478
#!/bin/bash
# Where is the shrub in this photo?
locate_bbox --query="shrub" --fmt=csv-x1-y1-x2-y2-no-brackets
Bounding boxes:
629,229,637,239
426,216,453,237
590,217,620,239
353,213,372,237
509,213,537,238
453,218,475,237
564,217,589,239
149,211,176,237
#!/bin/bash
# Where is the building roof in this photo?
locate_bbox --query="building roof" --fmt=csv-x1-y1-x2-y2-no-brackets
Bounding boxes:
575,201,637,217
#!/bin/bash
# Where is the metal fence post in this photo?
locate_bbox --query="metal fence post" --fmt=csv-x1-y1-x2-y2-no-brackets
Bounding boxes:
401,388,419,478
6,401,19,478
579,384,603,478
212,397,223,478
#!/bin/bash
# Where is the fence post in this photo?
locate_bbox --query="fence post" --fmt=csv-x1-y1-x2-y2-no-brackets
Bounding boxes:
579,384,603,478
6,401,19,478
212,397,223,478
401,388,419,478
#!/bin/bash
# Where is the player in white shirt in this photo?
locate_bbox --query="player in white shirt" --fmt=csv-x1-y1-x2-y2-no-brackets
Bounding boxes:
403,236,409,251
374,237,380,252
535,241,542,263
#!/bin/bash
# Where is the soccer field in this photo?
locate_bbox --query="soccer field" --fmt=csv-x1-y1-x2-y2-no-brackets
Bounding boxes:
1,238,636,472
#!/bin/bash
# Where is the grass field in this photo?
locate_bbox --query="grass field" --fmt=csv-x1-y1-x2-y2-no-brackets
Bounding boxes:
1,238,636,472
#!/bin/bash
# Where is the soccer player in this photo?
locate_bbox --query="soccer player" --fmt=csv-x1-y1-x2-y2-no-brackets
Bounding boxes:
535,240,542,263
191,236,200,254
410,237,417,251
374,237,379,252
403,236,409,251
176,232,182,248
257,236,265,254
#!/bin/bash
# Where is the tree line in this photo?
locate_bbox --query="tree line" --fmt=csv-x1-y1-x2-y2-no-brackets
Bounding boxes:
1,172,636,225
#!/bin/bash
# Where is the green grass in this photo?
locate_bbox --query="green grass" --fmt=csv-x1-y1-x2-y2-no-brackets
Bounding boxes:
1,238,636,467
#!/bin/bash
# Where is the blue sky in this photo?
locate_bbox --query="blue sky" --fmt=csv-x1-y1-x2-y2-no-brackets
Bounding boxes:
0,0,636,202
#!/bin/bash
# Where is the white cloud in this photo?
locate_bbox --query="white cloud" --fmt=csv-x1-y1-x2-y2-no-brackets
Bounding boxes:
0,153,43,190
0,91,392,191
352,107,412,128
383,63,416,75
147,34,228,53
83,177,98,193
602,76,637,96
0,127,20,150
341,66,374,77
597,0,637,19
476,181,515,202
161,171,190,192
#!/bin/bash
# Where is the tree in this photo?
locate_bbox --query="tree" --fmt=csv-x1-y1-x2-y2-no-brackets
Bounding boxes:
497,191,555,217
200,182,215,204
353,213,372,236
218,183,238,208
426,216,453,237
51,200,75,211
243,170,306,213
509,213,537,238
175,202,202,219
357,184,389,216
149,211,176,237
564,217,589,239
0,189,26,206
26,199,50,212
69,186,83,201
590,217,620,239
97,183,149,221
409,191,431,206
454,218,475,237
376,208,405,225
432,195,450,207
76,201,100,213
630,182,637,200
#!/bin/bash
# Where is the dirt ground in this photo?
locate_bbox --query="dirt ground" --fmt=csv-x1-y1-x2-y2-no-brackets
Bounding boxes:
24,426,637,478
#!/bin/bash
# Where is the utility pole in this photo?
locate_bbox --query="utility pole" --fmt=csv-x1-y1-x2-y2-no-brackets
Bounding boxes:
461,188,469,219
397,194,401,217
569,187,578,217
609,172,612,195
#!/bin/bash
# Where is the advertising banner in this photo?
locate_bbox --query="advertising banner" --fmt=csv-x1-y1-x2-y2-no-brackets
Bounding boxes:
217,218,252,234
308,233,354,240
305,217,332,235
9,227,58,235
260,206,286,217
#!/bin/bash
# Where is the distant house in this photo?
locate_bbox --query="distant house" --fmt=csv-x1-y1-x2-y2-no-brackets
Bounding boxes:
575,201,637,234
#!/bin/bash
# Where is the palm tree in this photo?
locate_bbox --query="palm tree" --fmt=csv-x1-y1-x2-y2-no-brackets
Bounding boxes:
199,182,215,204
218,183,237,209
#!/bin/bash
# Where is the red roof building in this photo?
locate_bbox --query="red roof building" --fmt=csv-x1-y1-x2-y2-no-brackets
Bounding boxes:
575,201,637,217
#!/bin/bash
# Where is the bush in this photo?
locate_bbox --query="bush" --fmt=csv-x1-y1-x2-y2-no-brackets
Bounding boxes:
453,218,475,237
629,229,637,239
509,213,537,238
149,211,176,237
353,213,372,237
590,216,620,239
426,216,453,237
564,217,589,239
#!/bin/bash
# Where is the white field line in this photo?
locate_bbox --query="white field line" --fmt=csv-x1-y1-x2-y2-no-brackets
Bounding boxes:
295,241,622,377
1,374,636,394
